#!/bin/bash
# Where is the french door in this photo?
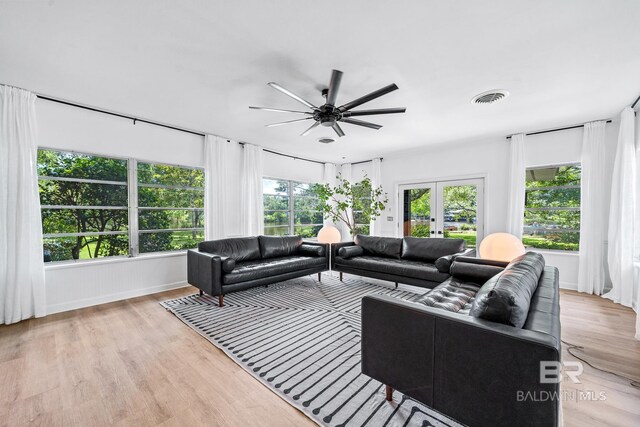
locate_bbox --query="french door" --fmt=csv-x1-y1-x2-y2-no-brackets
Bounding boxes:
399,178,484,248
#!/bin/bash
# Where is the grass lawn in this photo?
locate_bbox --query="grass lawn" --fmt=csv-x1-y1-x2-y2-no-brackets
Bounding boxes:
445,231,477,248
522,235,578,251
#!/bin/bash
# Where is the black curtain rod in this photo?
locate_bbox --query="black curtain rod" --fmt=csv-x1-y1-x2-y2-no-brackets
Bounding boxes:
263,148,325,165
506,119,612,139
352,158,382,165
632,94,640,109
36,93,352,166
37,95,207,137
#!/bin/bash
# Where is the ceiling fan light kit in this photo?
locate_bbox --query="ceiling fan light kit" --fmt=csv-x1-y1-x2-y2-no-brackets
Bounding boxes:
250,69,406,138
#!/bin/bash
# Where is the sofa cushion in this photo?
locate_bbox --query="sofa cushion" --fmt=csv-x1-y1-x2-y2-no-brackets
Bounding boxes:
401,237,466,262
354,235,402,259
523,266,560,338
223,256,326,285
335,255,449,282
416,278,481,313
198,237,261,262
337,245,364,259
258,235,303,259
469,252,545,328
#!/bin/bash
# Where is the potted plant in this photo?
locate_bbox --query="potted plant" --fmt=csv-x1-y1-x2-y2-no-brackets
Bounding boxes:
317,174,388,238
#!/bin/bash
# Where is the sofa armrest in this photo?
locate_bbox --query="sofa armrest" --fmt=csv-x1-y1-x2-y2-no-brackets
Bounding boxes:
330,241,355,268
361,294,560,426
449,259,505,284
332,241,355,252
187,249,224,296
455,256,509,267
434,248,477,273
298,243,326,257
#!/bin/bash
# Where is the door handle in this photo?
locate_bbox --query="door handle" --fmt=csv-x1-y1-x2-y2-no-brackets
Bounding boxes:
430,231,435,235
437,231,443,235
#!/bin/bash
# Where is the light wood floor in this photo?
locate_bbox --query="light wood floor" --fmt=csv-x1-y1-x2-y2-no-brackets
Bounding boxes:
0,287,639,427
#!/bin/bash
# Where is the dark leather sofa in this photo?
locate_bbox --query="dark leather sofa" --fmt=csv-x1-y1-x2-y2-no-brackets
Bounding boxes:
332,235,475,289
361,253,561,427
187,235,327,306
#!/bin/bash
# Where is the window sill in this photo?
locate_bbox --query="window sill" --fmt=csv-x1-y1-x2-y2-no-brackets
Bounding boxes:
44,251,188,270
528,248,579,257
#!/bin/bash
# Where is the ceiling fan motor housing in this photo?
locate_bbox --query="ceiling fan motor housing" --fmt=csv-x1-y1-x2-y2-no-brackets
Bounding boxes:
315,104,341,127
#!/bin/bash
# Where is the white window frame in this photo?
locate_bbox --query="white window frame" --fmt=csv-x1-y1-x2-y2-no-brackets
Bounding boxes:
523,162,581,252
135,160,205,255
263,177,323,236
38,148,204,263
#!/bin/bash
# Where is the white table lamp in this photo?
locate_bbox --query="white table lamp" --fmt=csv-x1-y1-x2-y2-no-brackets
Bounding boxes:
317,225,341,277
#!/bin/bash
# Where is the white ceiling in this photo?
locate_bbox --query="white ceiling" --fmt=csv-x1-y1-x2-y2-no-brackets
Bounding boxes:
1,0,639,163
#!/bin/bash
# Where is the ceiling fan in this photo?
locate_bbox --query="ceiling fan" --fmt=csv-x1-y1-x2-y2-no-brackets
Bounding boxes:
249,69,406,138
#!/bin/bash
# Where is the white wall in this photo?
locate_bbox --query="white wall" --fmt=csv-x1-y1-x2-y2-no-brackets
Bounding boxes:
37,96,620,310
263,151,324,183
37,101,321,314
379,121,619,290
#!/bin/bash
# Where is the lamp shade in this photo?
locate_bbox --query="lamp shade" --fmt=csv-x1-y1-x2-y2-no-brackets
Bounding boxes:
479,232,526,262
317,225,341,244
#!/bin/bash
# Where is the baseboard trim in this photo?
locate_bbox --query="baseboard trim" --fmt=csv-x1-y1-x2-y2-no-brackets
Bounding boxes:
559,281,578,290
46,281,190,315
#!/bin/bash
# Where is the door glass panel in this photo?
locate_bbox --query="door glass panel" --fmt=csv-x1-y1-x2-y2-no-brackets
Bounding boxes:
442,185,478,248
403,188,432,237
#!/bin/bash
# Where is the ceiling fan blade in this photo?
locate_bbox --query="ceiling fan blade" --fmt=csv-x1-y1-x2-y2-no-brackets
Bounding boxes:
300,121,320,136
338,83,399,112
332,123,345,137
340,117,382,130
268,82,317,109
325,69,343,106
266,117,313,127
249,106,313,115
342,107,406,117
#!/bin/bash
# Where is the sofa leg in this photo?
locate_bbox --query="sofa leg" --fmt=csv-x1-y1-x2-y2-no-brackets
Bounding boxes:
199,289,204,296
218,295,224,307
385,385,393,401
318,272,322,282
395,282,398,289
339,272,343,282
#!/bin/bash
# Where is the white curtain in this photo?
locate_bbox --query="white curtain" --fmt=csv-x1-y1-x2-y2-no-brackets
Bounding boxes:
322,163,337,227
506,133,526,238
204,135,230,240
577,121,607,295
240,143,264,236
0,86,46,324
340,163,353,241
369,158,383,236
604,107,639,339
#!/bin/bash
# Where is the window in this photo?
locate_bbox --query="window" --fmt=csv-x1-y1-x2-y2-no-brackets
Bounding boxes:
523,164,581,251
38,149,204,262
38,150,129,262
351,181,371,235
263,178,323,238
137,162,204,254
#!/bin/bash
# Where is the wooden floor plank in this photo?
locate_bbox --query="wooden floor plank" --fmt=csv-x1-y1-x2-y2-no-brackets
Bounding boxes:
0,286,638,426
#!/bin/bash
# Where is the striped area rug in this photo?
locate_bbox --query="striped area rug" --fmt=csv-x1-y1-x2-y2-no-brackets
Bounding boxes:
161,275,462,427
